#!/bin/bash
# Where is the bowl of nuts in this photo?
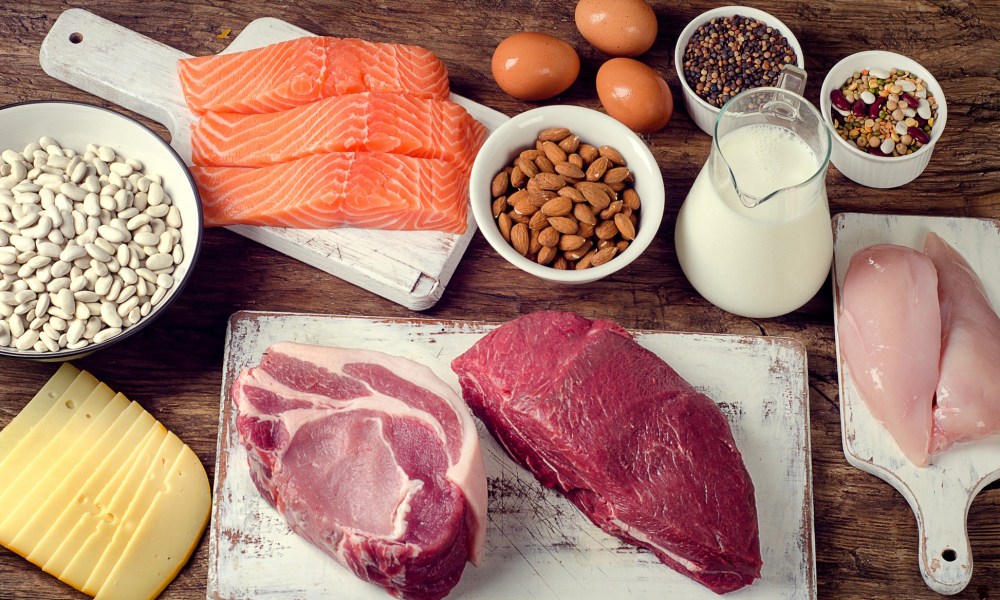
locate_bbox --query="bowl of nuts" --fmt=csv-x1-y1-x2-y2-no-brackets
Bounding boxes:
820,50,947,188
470,105,664,284
0,101,202,360
674,6,805,136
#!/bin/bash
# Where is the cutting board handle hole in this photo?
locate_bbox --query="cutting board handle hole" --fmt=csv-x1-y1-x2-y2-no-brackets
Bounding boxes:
941,548,957,562
69,32,84,44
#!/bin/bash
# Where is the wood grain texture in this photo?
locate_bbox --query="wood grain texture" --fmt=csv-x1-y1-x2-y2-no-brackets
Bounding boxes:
0,1,998,599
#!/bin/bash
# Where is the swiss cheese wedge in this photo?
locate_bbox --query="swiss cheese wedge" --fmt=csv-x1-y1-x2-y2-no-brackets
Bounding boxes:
0,366,211,600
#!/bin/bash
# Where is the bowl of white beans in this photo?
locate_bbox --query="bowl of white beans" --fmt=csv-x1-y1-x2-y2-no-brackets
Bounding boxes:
0,101,202,360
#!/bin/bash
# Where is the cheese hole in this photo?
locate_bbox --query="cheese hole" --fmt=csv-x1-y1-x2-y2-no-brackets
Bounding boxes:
69,32,84,44
65,399,75,409
942,548,957,562
103,513,115,523
85,413,92,419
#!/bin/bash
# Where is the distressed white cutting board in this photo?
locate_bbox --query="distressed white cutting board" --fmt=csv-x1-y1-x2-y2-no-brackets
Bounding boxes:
210,312,816,600
39,9,508,311
832,212,1000,595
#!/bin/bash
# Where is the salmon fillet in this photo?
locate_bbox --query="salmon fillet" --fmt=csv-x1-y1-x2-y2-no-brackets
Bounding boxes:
192,153,469,233
178,37,450,115
191,93,486,170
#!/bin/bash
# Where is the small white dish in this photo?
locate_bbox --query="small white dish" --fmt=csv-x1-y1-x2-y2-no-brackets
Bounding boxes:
469,105,664,284
820,51,947,188
0,100,202,361
674,6,805,136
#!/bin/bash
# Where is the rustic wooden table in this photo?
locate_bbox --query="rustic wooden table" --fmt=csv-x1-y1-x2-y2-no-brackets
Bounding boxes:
1,1,998,599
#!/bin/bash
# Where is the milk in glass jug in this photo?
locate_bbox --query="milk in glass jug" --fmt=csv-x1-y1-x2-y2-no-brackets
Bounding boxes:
674,71,833,318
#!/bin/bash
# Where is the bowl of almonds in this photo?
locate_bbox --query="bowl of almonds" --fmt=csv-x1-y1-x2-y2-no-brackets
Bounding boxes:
469,105,664,283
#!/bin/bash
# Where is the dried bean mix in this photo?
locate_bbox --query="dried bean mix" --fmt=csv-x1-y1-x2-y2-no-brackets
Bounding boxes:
490,128,640,271
829,68,938,157
683,15,798,108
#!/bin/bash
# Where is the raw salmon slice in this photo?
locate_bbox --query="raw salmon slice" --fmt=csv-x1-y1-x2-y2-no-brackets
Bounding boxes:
178,37,450,115
191,93,486,170
192,153,468,233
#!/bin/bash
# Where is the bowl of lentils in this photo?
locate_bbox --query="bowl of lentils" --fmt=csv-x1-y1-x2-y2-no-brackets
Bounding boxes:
820,50,947,188
674,6,804,136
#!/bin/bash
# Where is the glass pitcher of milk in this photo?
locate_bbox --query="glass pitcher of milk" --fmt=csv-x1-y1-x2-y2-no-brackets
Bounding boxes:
674,75,833,318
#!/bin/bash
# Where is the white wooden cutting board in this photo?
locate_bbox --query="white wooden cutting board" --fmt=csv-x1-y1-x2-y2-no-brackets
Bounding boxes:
831,212,1000,595
209,312,816,600
38,9,509,311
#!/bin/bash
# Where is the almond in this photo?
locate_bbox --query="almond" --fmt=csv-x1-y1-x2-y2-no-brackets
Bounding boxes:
491,195,508,219
615,213,636,241
575,249,597,269
552,256,569,270
519,149,542,161
564,240,593,261
616,240,630,253
508,189,530,207
513,198,539,216
558,234,587,252
590,246,618,267
599,145,625,165
534,172,566,191
510,165,526,188
538,226,561,247
603,166,631,185
511,223,530,256
595,220,619,240
537,245,558,265
558,186,586,203
516,156,539,178
542,141,567,164
538,127,571,142
548,216,579,235
623,188,641,210
529,192,553,208
509,210,531,224
577,221,596,239
607,180,627,192
578,144,599,164
580,185,611,211
528,210,550,231
491,171,509,197
529,228,543,254
541,196,572,217
498,212,512,242
597,182,618,201
568,153,584,168
526,177,541,194
535,154,556,174
600,200,623,220
555,161,585,180
586,156,610,182
558,134,580,154
573,203,597,225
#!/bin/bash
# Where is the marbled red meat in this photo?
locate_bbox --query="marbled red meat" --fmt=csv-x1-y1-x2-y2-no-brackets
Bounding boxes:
233,342,487,600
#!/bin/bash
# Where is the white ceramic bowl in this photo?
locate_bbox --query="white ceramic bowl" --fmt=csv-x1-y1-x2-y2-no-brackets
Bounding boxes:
469,105,664,284
0,101,202,361
674,6,805,136
820,50,947,188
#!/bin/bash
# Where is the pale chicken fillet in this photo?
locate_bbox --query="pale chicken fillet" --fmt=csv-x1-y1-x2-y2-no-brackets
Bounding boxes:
924,232,1000,452
839,244,941,466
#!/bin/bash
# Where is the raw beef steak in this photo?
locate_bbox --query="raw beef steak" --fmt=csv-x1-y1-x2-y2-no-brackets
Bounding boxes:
451,312,762,594
233,342,487,600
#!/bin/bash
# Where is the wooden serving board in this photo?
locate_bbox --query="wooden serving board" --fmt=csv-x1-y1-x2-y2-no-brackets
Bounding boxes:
831,212,1000,595
210,312,816,599
38,9,509,311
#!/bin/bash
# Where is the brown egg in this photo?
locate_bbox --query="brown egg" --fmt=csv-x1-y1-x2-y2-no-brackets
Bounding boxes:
491,32,580,101
575,0,658,57
596,58,673,133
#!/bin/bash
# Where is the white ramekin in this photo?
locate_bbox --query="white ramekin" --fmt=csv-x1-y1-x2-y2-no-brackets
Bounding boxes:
820,50,947,189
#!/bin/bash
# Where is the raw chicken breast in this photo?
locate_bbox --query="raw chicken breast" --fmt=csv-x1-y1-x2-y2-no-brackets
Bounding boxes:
925,232,1000,452
839,244,941,466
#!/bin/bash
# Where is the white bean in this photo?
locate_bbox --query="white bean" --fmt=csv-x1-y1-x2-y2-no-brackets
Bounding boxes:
93,327,121,344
